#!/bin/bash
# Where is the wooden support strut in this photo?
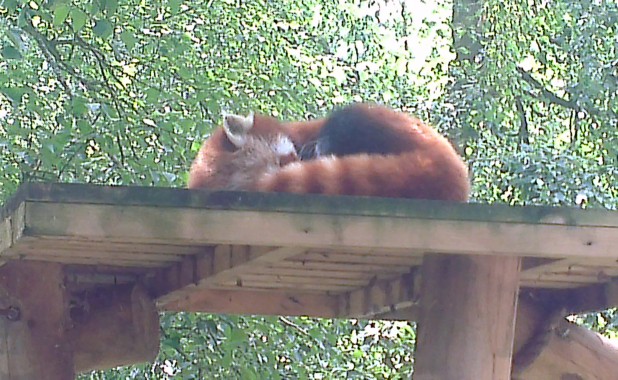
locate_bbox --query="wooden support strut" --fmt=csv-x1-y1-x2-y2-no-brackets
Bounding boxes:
0,261,160,379
414,254,522,380
69,284,160,373
0,261,75,379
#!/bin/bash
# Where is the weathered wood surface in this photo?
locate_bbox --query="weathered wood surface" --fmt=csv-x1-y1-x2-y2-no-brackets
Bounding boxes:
1,183,618,379
414,254,521,380
373,296,618,380
512,299,618,380
0,261,74,379
1,183,618,318
69,284,160,372
515,319,618,379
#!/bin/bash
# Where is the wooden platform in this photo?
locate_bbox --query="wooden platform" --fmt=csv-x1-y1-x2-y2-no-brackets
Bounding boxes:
1,183,617,319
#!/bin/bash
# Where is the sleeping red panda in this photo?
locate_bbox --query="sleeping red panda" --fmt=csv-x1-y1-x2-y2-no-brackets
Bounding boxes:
188,103,470,202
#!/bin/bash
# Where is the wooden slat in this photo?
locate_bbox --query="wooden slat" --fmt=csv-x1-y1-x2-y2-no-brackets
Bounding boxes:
340,271,418,318
17,255,170,268
23,202,618,260
216,281,358,292
249,267,394,280
19,237,207,255
271,260,413,274
158,288,340,318
291,252,422,266
198,245,306,287
7,247,182,263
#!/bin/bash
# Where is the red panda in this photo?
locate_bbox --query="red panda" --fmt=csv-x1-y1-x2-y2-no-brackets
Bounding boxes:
188,103,470,202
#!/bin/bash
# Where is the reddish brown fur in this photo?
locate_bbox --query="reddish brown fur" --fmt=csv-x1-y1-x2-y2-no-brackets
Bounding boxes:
188,114,323,190
189,104,470,202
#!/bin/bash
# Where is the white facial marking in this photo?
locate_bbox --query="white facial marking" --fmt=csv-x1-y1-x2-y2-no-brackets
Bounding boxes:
273,135,296,157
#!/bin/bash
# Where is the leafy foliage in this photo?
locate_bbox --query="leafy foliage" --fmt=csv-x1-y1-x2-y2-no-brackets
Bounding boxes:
1,0,617,378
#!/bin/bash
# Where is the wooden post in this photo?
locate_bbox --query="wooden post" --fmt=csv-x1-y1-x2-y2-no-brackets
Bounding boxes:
414,254,521,380
0,261,74,379
512,299,618,379
69,284,160,372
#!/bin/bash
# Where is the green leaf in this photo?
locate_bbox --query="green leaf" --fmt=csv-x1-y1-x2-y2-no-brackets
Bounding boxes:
76,119,93,134
93,19,113,39
71,97,88,116
104,0,118,15
70,8,88,32
2,0,19,12
120,30,137,49
0,87,26,106
53,4,70,27
145,87,160,103
7,28,26,51
177,65,192,79
1,44,22,60
169,0,182,14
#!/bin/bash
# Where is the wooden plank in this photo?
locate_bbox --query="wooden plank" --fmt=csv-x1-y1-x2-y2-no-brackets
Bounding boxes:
271,260,413,274
415,254,521,380
152,254,203,305
150,245,311,304
521,259,618,288
226,273,371,287
522,258,618,276
194,245,307,287
524,273,612,284
7,246,183,263
23,202,618,260
250,267,392,280
216,280,359,292
289,252,422,266
158,288,340,318
521,280,603,289
16,255,170,268
14,183,618,228
340,270,419,318
17,237,207,255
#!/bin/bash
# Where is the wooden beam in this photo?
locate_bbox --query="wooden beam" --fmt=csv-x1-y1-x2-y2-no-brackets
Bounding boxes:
0,261,74,379
512,299,618,379
13,183,618,229
69,284,160,373
0,203,25,266
372,289,618,379
22,200,618,260
340,270,419,318
153,245,307,303
517,320,618,379
414,254,521,380
159,288,340,318
201,245,306,286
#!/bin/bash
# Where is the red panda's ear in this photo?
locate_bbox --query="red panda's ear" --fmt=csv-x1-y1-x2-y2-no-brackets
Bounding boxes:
222,112,254,148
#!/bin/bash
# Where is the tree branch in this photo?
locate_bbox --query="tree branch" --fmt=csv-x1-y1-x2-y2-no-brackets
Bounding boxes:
516,98,529,146
516,67,601,119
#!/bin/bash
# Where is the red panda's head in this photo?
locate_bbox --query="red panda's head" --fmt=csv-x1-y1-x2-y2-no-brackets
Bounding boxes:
188,112,298,190
221,113,298,165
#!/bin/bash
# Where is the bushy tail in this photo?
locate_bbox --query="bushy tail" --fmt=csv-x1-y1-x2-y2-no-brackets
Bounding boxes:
257,149,469,202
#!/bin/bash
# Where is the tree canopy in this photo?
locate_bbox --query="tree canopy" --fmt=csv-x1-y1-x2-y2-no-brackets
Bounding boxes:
1,0,616,378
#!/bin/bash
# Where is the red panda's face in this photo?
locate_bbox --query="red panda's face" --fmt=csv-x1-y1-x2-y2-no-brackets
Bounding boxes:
188,112,303,190
222,113,298,167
